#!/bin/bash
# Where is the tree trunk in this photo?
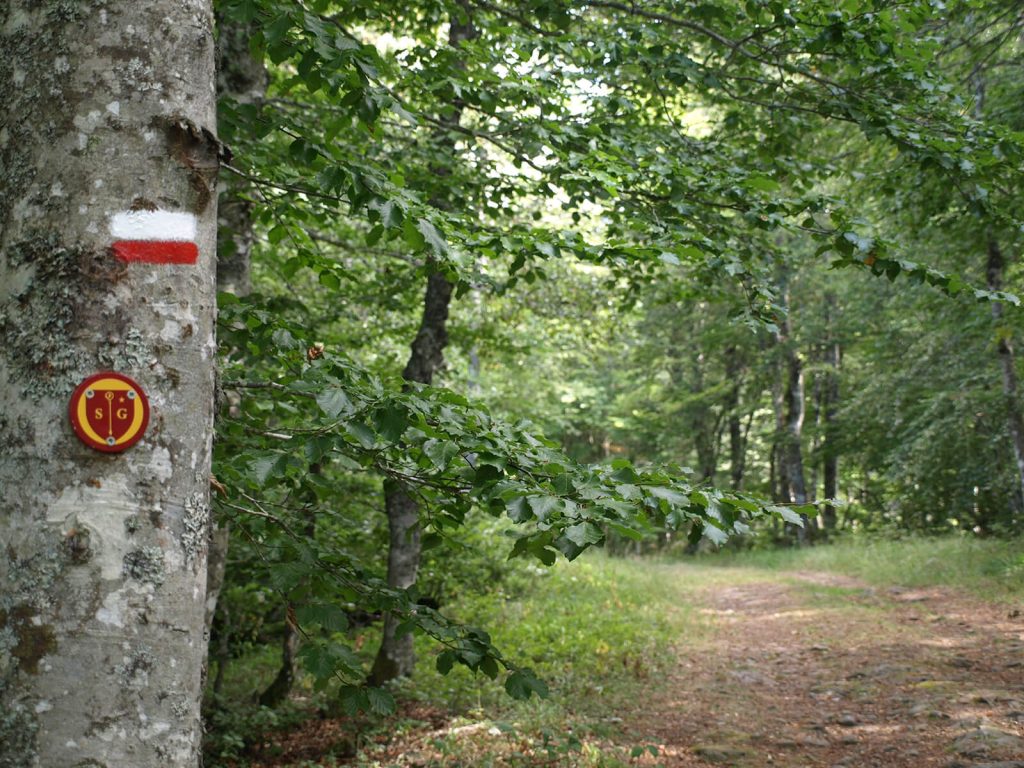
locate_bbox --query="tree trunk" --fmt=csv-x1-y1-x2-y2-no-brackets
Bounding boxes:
724,345,745,489
214,11,267,297
259,467,318,706
691,350,718,483
369,273,453,684
204,9,268,670
822,291,841,531
986,237,1024,511
369,8,476,685
770,382,789,504
775,272,810,543
0,3,219,766
784,344,809,506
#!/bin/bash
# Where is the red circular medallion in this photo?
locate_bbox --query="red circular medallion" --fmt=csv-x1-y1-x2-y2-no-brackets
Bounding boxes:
69,372,150,453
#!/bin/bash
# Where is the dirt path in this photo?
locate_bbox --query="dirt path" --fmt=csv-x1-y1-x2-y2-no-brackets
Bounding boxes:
632,572,1024,768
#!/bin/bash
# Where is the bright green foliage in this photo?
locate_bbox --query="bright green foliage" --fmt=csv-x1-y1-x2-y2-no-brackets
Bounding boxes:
206,0,1024,750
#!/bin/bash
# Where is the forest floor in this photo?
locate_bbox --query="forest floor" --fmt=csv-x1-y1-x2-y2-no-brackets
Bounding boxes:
628,570,1024,768
241,550,1024,768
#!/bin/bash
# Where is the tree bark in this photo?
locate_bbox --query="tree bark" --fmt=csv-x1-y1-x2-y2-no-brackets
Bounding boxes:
986,237,1024,511
204,9,268,675
776,272,810,543
822,291,841,531
214,11,267,297
0,3,219,766
724,345,746,490
369,273,453,684
690,350,719,483
369,8,476,685
259,467,319,706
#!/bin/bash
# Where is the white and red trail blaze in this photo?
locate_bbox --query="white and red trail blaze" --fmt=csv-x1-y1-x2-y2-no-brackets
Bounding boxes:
109,210,199,264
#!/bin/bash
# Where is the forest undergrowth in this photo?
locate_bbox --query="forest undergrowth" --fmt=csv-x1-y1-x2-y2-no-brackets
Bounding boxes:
207,536,1024,767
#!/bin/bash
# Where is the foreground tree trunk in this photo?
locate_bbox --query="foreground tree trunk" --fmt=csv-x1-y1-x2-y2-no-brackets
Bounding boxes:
0,3,219,766
369,7,477,685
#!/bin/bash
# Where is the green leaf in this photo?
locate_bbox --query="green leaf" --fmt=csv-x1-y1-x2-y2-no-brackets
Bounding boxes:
366,687,396,715
316,387,352,418
296,603,349,632
346,422,376,448
528,495,561,521
250,453,286,485
505,669,549,700
771,505,805,526
744,175,780,192
436,650,456,675
564,522,603,547
702,524,728,545
402,218,425,250
318,270,340,290
480,655,500,680
506,496,532,523
374,405,408,443
417,219,448,257
338,685,369,716
649,486,688,506
423,438,459,469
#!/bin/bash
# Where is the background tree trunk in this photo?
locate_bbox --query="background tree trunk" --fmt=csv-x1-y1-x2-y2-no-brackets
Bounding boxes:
369,273,454,684
775,271,810,542
724,345,746,490
0,3,219,766
986,237,1024,512
822,291,841,531
205,9,269,688
369,8,477,685
259,466,319,707
214,11,268,298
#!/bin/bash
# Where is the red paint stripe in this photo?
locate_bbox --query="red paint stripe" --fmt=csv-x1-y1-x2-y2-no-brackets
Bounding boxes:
113,240,198,264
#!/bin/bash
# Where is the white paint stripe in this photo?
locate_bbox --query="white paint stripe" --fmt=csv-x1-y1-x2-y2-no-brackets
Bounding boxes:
109,210,197,241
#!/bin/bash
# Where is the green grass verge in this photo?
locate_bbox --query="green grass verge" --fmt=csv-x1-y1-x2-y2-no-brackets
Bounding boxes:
353,554,713,766
695,535,1024,600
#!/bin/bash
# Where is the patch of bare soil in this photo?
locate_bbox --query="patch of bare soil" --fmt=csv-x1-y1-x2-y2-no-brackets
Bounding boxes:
629,574,1024,768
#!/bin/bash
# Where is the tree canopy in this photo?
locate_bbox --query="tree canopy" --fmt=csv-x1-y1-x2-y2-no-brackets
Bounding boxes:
207,0,1023,735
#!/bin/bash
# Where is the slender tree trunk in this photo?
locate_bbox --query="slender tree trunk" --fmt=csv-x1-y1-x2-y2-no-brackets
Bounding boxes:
214,12,268,298
809,359,822,505
0,3,219,766
822,291,841,531
691,351,718,482
212,602,232,696
724,345,746,490
258,612,301,708
259,467,319,706
986,237,1024,511
369,7,477,684
370,273,453,683
784,343,810,508
771,378,789,503
969,75,1024,515
776,272,810,543
369,477,427,684
204,10,269,679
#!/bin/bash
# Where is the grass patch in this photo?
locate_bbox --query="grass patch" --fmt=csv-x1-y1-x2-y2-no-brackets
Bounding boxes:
696,536,1024,600
354,554,712,766
410,553,712,709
